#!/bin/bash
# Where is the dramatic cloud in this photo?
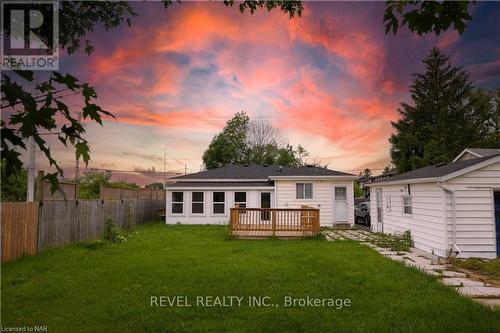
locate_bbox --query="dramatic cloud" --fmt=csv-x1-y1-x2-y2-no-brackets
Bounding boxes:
35,1,500,181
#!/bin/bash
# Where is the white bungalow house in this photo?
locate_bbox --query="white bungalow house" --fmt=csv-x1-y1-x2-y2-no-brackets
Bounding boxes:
368,150,500,259
165,165,357,227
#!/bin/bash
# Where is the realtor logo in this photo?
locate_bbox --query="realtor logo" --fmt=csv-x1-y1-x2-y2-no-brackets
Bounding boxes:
1,1,59,70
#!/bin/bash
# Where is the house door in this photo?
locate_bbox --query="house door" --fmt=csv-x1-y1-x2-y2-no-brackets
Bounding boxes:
495,191,500,256
334,187,348,222
260,192,271,221
376,189,383,233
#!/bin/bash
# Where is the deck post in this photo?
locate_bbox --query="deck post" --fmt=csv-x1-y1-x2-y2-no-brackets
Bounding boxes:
271,209,276,237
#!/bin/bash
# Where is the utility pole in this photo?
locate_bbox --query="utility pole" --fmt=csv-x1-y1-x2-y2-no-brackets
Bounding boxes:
75,112,82,182
26,137,36,202
163,144,167,189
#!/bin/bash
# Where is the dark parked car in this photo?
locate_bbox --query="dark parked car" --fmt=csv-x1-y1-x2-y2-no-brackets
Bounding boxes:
355,201,370,226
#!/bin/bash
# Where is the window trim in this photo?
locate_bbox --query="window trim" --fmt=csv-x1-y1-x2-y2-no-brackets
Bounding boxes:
402,195,412,215
212,191,226,215
234,191,247,208
296,183,314,200
191,191,204,215
171,191,184,215
385,195,391,213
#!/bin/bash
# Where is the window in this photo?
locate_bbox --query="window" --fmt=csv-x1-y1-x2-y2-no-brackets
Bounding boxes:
296,183,313,199
213,192,225,214
234,192,247,208
172,192,183,214
385,195,391,212
335,187,347,201
403,196,412,215
192,192,204,214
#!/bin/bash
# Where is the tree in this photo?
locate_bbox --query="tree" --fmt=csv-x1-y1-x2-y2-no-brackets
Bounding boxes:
78,170,111,199
358,168,372,178
1,161,27,202
202,112,309,169
1,1,303,192
354,181,364,198
145,182,165,189
203,111,250,169
389,48,498,173
384,1,474,36
381,165,396,176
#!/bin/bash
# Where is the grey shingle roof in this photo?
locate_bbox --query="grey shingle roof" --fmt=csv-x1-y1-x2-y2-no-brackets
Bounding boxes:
172,165,354,180
376,154,500,183
466,148,500,157
166,181,273,188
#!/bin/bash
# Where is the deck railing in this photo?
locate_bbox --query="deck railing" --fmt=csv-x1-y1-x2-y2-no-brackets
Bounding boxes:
229,206,320,237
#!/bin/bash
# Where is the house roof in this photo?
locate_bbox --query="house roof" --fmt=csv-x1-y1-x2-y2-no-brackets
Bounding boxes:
370,153,500,185
165,181,273,188
171,165,355,181
453,148,500,161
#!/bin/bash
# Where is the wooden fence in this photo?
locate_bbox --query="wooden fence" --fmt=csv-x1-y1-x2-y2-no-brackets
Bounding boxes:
1,198,164,263
100,185,166,200
229,207,320,238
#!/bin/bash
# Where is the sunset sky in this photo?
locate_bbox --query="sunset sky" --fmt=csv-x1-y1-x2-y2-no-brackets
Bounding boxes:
30,1,500,185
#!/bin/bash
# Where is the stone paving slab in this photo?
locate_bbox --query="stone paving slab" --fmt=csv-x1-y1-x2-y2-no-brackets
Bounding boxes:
473,298,500,308
441,271,467,278
324,229,500,305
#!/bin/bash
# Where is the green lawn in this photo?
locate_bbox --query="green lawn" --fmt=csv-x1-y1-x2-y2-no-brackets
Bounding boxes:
2,224,500,332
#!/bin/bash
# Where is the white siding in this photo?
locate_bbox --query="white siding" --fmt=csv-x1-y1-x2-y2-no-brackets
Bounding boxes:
444,161,500,259
166,189,273,224
370,160,500,259
275,180,355,227
370,183,447,257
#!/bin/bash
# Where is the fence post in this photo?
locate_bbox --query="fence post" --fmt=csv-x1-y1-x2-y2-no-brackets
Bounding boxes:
35,170,44,201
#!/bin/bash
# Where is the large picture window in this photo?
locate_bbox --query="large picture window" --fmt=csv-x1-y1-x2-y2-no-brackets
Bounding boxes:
403,196,412,215
192,192,204,214
296,183,313,199
234,192,247,208
213,192,225,214
172,192,183,214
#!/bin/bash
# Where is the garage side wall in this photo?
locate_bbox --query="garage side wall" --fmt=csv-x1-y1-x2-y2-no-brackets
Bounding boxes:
445,161,500,259
370,183,446,257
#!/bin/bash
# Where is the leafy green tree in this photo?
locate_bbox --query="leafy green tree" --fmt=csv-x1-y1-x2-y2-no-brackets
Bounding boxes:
384,1,474,36
203,112,309,169
145,182,165,189
1,1,303,192
1,161,27,202
354,181,364,198
389,48,498,173
203,111,250,169
78,170,111,199
381,165,396,176
108,180,139,189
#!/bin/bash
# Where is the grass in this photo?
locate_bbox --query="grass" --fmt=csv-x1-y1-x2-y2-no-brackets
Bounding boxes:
449,257,500,281
368,231,413,252
2,224,500,332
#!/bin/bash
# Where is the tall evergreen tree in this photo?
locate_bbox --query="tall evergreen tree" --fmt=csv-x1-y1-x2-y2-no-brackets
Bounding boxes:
390,47,482,172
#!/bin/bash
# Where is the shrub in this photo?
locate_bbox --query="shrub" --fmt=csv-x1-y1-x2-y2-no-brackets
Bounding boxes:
80,239,106,250
370,231,413,252
102,218,127,243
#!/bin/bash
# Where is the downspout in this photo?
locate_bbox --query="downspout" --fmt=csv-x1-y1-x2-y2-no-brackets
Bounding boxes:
437,180,462,256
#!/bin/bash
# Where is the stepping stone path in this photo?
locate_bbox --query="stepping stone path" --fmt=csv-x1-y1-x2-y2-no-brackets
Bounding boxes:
323,229,500,309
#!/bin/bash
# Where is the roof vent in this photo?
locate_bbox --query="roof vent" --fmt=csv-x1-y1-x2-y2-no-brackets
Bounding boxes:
263,164,269,167
278,166,283,173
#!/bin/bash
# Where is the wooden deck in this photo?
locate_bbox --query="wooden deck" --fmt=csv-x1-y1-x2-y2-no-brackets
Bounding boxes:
229,207,320,238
